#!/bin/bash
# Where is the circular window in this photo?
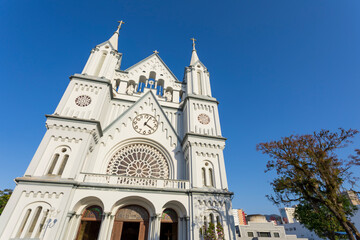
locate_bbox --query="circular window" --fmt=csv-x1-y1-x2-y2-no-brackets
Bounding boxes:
107,143,169,179
75,95,91,107
198,114,210,125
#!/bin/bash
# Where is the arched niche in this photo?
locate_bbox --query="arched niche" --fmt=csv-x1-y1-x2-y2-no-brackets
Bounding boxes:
76,205,103,240
160,208,178,240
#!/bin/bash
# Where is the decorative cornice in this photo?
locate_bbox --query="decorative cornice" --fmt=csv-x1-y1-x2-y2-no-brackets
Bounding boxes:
181,133,226,147
46,115,103,138
183,94,218,106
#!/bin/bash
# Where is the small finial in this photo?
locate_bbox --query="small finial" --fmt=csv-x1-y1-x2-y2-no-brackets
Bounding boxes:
190,38,196,50
153,50,159,54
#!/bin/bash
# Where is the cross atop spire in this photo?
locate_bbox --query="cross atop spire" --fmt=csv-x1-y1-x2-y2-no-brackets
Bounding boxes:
114,20,125,35
190,38,196,51
108,20,125,50
190,37,199,65
117,20,125,31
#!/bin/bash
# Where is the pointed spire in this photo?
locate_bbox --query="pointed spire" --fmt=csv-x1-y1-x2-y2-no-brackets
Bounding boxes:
108,20,125,50
190,37,199,65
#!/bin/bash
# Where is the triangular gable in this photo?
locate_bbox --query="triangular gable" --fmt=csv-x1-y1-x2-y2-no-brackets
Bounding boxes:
96,40,116,50
125,53,181,83
190,59,207,70
103,90,181,145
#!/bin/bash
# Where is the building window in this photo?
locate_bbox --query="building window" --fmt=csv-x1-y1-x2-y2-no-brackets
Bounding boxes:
202,168,206,186
197,71,203,95
107,143,170,179
15,203,51,239
76,205,103,240
258,232,271,237
25,207,42,238
156,79,164,96
16,209,32,238
274,232,280,238
247,232,254,237
209,213,214,223
47,154,59,175
202,161,215,187
208,168,214,187
137,76,146,92
47,147,70,176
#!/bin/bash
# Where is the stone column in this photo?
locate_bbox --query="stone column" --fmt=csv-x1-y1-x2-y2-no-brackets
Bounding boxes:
58,211,75,240
186,216,190,240
97,212,111,240
150,214,161,240
105,214,115,240
179,217,185,240
66,213,81,240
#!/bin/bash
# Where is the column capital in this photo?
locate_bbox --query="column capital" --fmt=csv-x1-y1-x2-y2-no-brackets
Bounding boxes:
67,211,76,218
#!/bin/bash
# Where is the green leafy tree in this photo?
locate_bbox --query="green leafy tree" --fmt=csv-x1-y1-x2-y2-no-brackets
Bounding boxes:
295,197,356,240
257,129,360,240
0,189,12,215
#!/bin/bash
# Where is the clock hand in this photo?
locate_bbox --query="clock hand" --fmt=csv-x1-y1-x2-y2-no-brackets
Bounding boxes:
145,124,154,130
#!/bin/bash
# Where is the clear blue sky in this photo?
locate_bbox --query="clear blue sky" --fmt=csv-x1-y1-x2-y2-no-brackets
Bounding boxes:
1,0,360,215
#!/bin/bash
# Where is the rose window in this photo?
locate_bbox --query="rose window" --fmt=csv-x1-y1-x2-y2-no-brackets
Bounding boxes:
198,114,210,125
75,95,91,107
107,143,169,179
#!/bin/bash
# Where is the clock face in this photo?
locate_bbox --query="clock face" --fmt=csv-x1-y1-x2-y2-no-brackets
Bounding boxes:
132,114,158,135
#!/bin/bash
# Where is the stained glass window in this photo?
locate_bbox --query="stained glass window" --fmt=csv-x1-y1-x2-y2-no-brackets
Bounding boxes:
107,143,169,179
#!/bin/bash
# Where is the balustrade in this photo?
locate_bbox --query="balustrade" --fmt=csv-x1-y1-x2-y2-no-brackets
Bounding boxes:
79,173,189,190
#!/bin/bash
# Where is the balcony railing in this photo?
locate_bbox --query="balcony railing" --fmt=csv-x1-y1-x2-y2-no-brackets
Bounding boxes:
78,173,189,190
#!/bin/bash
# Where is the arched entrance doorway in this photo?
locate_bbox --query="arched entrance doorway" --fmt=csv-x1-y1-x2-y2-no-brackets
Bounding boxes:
111,205,149,240
160,208,178,240
76,205,103,240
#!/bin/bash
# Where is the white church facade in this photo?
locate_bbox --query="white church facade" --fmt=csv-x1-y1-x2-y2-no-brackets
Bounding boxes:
0,22,236,240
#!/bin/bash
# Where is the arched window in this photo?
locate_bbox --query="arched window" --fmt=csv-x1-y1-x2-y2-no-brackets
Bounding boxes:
216,216,221,224
156,79,164,96
25,207,42,238
147,71,156,89
115,79,120,92
179,90,184,102
58,154,69,175
209,213,214,224
47,154,59,175
14,202,51,239
202,168,206,186
137,76,146,92
209,168,214,187
204,216,208,229
107,143,170,179
160,208,178,239
76,205,103,240
36,209,49,238
202,161,215,188
47,146,70,176
16,209,31,238
197,71,203,95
